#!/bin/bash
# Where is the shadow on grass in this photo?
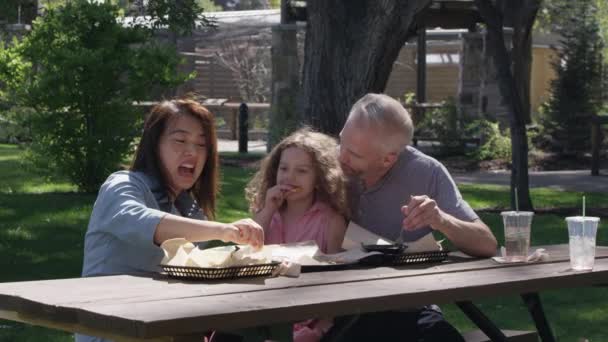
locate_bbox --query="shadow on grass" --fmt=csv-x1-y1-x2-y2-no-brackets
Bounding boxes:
0,192,94,282
0,153,76,194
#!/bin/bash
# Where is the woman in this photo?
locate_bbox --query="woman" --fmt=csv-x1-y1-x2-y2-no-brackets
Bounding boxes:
76,99,263,342
81,99,264,277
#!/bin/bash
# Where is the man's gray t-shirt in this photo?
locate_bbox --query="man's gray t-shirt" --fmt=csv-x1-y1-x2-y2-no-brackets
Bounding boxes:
76,170,206,342
350,146,478,242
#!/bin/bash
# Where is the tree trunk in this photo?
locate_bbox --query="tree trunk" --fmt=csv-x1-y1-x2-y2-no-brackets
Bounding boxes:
504,0,541,125
474,0,535,211
302,0,431,136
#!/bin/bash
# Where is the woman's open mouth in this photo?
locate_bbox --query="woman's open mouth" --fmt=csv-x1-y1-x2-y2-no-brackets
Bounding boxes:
177,163,195,178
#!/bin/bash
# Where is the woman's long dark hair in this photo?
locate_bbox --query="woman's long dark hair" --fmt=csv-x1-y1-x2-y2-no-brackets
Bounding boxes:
130,99,219,219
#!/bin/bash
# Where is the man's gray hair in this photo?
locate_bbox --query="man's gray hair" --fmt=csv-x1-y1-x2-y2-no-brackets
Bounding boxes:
347,93,414,153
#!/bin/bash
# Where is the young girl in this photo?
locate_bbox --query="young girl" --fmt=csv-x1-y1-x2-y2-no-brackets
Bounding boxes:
245,128,348,342
246,128,349,254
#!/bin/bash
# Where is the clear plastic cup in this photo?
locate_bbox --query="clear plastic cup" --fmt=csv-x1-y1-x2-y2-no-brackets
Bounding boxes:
566,216,600,271
500,211,534,262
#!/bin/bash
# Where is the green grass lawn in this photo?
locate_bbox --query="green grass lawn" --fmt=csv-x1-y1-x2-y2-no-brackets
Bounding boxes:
0,144,607,341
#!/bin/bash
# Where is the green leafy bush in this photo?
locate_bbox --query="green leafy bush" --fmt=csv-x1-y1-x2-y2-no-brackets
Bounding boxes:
416,97,475,155
467,120,512,161
0,1,192,192
0,107,34,143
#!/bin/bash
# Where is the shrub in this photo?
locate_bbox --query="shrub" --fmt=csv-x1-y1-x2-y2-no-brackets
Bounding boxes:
0,1,193,192
0,107,34,143
467,120,511,161
416,97,475,155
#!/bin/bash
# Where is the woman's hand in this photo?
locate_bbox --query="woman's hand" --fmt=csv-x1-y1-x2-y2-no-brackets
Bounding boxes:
221,218,265,250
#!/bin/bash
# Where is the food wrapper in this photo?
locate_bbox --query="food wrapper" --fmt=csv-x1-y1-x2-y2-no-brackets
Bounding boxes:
342,221,442,252
160,238,271,268
492,247,549,264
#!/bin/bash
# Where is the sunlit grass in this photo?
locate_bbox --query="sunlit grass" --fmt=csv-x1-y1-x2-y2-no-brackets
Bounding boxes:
460,183,607,209
0,144,77,194
217,166,256,222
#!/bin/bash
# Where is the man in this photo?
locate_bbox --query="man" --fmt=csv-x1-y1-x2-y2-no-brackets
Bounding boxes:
329,93,497,341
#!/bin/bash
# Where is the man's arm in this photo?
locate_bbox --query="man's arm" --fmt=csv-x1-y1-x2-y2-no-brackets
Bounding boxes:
402,195,497,257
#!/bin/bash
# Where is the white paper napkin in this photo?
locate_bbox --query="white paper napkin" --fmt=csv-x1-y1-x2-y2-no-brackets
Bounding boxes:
271,261,301,277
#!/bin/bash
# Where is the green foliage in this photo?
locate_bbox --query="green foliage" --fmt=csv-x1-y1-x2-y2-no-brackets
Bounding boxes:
0,39,34,143
466,120,512,161
536,0,605,154
402,92,416,105
0,0,192,192
538,0,608,65
416,97,474,155
599,0,608,66
146,0,214,36
0,106,34,142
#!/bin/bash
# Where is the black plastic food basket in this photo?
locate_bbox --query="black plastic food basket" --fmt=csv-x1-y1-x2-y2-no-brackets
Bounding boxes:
390,250,449,265
356,249,450,267
160,262,281,281
302,250,450,272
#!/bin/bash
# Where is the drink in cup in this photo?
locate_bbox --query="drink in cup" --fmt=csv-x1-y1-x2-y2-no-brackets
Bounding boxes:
566,216,600,271
500,211,534,262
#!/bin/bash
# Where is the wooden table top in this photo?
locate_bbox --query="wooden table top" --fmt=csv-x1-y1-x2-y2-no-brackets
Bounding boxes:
1,244,607,341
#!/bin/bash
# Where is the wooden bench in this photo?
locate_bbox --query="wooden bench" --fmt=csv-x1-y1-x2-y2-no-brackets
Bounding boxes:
463,329,539,342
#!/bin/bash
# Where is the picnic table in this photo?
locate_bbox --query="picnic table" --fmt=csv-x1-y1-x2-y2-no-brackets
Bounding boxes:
0,244,607,342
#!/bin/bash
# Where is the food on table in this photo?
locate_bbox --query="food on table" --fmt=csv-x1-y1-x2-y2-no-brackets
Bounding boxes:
161,238,271,268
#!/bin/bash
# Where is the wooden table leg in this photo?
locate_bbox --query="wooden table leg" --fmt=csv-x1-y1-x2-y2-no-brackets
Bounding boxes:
521,292,556,342
455,301,508,342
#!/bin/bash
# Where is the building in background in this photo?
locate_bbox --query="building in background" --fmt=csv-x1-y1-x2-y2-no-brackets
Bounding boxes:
189,10,558,124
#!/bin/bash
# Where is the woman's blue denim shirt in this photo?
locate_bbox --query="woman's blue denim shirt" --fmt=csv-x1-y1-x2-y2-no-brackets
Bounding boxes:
81,170,206,277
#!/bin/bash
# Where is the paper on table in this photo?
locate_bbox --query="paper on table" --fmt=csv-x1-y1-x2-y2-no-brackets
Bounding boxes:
492,247,549,264
406,233,442,253
263,241,326,265
263,241,380,266
341,221,392,250
160,238,271,267
341,221,442,252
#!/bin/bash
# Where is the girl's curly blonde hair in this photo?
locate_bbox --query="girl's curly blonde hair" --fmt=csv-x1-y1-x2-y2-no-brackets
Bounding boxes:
245,128,349,219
